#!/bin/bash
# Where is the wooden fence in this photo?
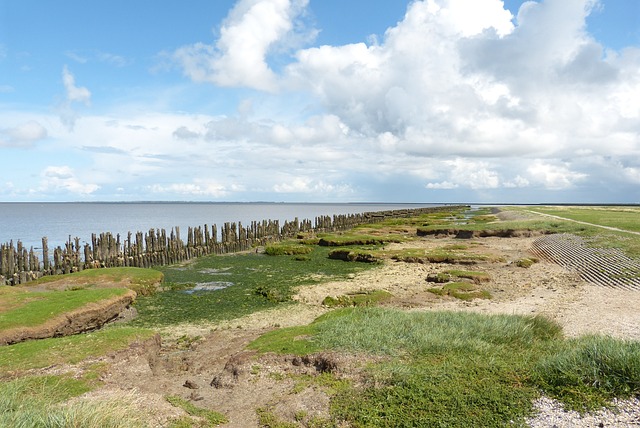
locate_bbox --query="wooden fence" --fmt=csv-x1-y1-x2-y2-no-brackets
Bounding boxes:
0,206,461,285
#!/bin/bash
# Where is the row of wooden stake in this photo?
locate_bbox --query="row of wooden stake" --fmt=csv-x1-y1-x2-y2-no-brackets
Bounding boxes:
0,206,458,285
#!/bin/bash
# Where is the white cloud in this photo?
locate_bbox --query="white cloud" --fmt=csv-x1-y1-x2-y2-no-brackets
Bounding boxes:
59,66,92,131
527,160,587,190
3,0,640,202
62,66,91,105
273,176,354,195
40,166,99,195
449,158,501,189
0,121,48,147
503,175,530,188
173,126,201,140
622,166,640,184
173,0,313,91
426,181,459,190
148,180,232,198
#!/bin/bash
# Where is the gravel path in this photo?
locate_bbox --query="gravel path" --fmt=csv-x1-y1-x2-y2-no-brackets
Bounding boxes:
527,396,640,427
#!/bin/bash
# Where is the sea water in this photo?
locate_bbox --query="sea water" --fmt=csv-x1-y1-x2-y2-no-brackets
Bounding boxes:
0,202,439,250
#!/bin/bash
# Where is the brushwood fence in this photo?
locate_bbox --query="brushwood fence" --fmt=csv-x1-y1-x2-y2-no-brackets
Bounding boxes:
0,206,461,286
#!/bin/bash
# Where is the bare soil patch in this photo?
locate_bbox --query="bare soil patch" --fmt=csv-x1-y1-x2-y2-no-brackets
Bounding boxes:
36,234,640,427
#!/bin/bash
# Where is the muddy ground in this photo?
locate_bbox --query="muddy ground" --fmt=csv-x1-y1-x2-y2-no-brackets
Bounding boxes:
35,233,640,427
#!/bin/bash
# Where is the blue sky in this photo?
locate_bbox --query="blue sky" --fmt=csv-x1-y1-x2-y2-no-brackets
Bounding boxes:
0,0,639,203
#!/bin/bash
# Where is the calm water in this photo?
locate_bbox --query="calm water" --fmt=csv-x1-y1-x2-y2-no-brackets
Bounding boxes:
0,202,439,250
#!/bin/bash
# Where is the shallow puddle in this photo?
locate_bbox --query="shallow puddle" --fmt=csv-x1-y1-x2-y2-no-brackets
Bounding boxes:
198,268,232,275
182,281,234,293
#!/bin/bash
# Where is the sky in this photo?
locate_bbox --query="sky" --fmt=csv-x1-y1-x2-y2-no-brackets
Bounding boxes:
0,0,639,204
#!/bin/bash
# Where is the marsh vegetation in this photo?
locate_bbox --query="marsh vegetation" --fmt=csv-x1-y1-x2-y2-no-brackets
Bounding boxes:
1,205,640,427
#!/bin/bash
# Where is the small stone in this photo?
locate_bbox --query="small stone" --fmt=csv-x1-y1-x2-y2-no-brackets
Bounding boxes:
183,379,199,389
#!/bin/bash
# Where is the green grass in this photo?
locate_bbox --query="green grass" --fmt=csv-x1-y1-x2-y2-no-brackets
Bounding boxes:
0,375,92,404
256,408,298,428
443,269,491,282
327,248,381,263
428,282,492,300
133,246,377,327
0,287,130,332
0,375,145,428
264,242,314,256
506,206,640,258
166,395,227,426
534,335,640,411
248,308,640,426
25,267,163,296
247,324,321,355
516,257,539,268
528,206,640,233
322,290,393,307
0,326,156,374
390,247,488,264
318,233,405,246
250,308,562,426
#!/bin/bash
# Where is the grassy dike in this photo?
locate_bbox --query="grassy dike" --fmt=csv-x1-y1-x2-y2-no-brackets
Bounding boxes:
1,206,640,427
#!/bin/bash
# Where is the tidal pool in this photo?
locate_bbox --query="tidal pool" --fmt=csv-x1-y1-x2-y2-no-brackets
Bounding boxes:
182,281,234,294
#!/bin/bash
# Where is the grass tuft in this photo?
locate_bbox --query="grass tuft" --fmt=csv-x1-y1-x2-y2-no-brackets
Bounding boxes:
428,282,492,300
516,257,539,268
322,290,392,307
166,395,227,426
0,375,145,428
444,269,491,282
534,335,640,411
